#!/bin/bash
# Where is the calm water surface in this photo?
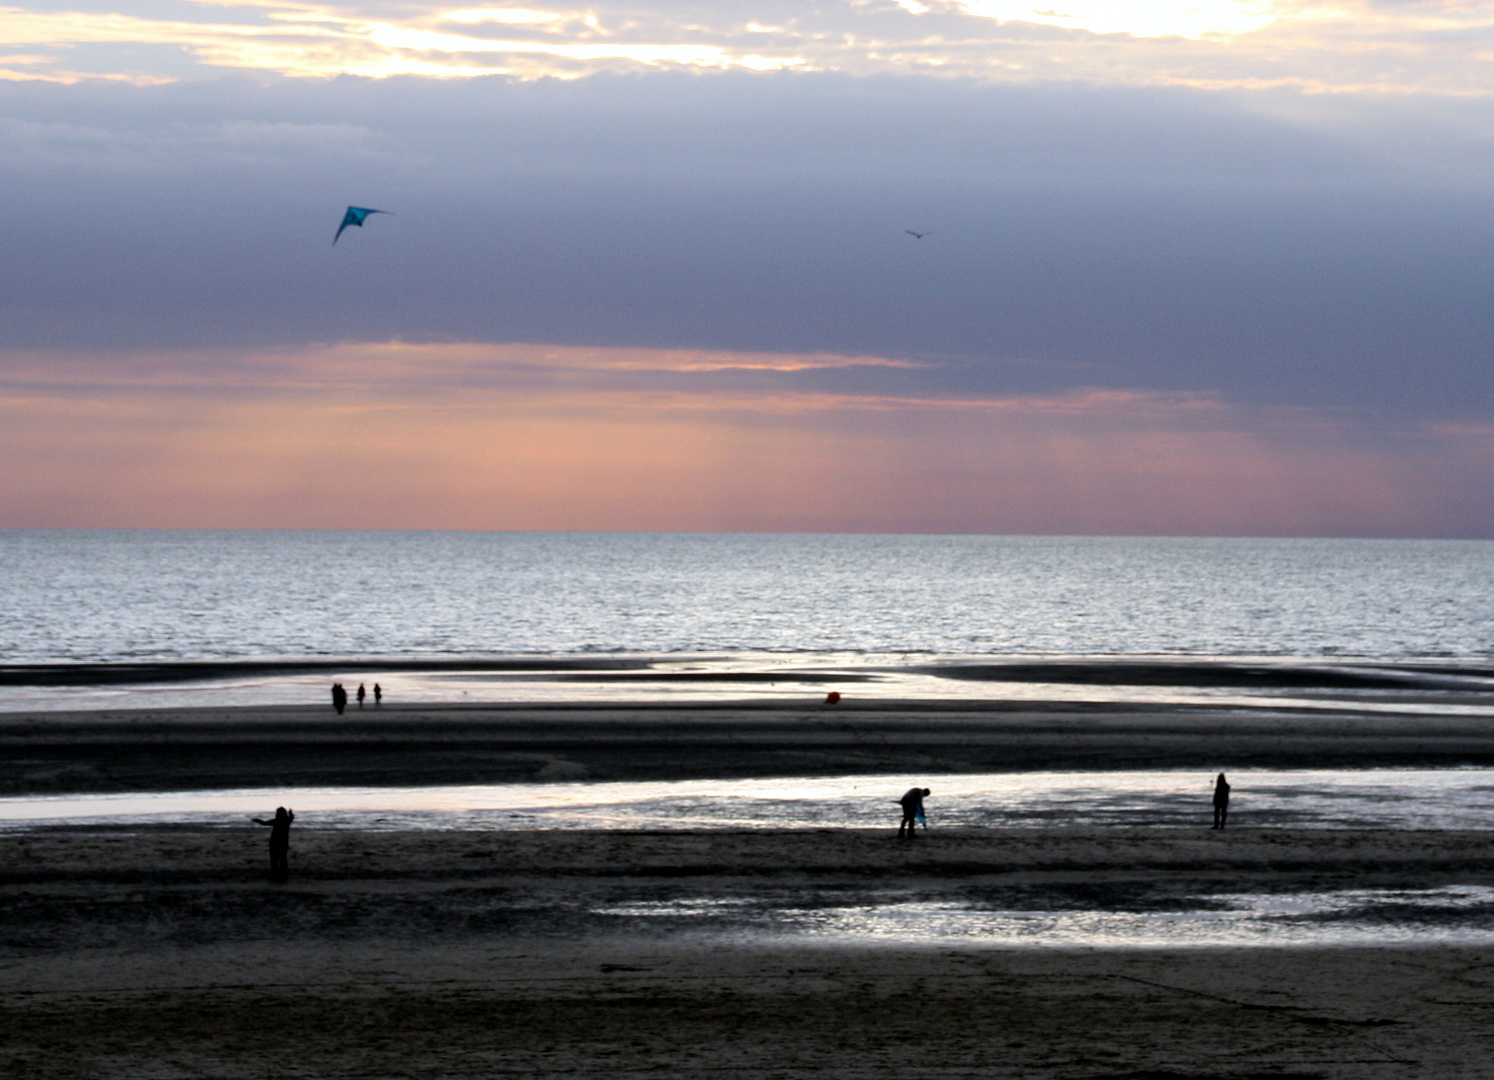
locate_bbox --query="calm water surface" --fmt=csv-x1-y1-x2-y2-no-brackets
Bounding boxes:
4,531,1493,662
5,532,1494,710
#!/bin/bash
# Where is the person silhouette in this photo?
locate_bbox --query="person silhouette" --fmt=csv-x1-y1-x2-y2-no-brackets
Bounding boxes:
252,806,295,883
331,683,346,715
899,787,931,837
357,683,366,709
373,683,382,706
1212,773,1231,829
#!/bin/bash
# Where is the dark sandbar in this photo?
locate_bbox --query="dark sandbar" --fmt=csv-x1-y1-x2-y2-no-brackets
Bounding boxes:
7,698,1494,795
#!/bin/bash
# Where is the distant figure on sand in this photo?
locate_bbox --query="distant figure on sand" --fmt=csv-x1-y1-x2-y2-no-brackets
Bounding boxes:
357,683,366,709
1212,773,1231,829
253,806,295,882
374,683,382,706
899,787,931,837
331,683,347,715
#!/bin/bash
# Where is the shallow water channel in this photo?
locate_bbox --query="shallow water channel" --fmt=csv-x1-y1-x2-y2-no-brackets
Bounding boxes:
4,769,1494,831
10,771,1494,948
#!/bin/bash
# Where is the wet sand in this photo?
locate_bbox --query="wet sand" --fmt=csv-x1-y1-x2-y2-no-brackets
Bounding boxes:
9,698,1494,1077
6,653,1493,689
10,698,1494,795
5,827,1494,1078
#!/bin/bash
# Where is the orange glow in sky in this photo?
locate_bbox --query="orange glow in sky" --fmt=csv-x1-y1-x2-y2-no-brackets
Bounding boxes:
1,342,1485,535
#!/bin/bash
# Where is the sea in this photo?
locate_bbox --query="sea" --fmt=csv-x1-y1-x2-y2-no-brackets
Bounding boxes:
4,530,1494,708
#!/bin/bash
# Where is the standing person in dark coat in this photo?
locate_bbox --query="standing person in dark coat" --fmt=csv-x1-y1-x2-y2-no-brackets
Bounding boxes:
357,683,366,709
331,683,346,714
899,787,931,837
253,807,295,883
373,683,382,706
1212,773,1231,829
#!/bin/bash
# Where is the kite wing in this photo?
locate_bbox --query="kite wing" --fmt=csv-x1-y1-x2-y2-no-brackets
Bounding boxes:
333,206,391,245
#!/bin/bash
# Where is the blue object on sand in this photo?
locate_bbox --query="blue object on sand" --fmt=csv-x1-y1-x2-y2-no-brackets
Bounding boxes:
915,808,927,827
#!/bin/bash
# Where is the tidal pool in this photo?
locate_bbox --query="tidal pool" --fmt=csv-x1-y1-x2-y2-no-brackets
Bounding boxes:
591,885,1494,948
5,769,1494,831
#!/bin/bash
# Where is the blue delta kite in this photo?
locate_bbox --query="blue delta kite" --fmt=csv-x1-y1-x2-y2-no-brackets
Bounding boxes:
333,206,391,245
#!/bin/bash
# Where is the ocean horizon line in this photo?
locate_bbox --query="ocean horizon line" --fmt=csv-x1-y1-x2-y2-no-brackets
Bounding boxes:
6,527,1494,542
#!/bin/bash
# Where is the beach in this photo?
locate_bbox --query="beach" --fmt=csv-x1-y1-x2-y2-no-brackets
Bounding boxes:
8,697,1494,796
5,826,1494,1077
8,696,1494,1076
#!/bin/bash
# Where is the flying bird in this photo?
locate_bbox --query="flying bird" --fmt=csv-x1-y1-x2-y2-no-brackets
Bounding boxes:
333,206,392,245
904,229,932,240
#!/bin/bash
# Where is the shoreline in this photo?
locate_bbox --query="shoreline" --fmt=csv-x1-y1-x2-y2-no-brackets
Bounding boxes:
9,698,1494,796
6,652,1494,687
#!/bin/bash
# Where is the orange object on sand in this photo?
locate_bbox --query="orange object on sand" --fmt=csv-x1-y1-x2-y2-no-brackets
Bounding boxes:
824,691,841,705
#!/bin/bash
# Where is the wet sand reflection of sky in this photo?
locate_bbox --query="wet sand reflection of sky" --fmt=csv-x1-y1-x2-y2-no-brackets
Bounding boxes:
9,772,1494,949
6,770,1494,831
8,654,1494,716
593,886,1494,948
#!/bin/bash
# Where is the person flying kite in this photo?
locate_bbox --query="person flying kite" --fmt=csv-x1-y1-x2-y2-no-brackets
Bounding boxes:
333,206,391,245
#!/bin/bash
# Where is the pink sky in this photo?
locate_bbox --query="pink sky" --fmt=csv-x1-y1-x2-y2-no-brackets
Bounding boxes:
2,343,1488,535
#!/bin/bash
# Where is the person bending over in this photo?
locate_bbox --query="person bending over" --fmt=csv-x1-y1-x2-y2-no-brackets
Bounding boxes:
899,787,931,838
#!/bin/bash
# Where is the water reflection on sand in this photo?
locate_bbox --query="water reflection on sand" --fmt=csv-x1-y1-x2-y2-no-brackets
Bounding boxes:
596,886,1494,948
8,651,1494,715
8,772,1494,951
6,769,1494,831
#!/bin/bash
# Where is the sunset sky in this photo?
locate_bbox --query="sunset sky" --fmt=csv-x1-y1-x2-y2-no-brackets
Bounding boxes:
5,0,1494,534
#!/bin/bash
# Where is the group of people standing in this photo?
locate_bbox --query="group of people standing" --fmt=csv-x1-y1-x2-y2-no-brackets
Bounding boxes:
330,681,382,714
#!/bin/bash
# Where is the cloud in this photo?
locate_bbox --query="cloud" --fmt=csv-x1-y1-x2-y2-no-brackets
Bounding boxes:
960,0,1284,39
5,0,1494,91
4,0,1493,535
3,340,1490,534
2,73,1494,415
0,341,930,399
